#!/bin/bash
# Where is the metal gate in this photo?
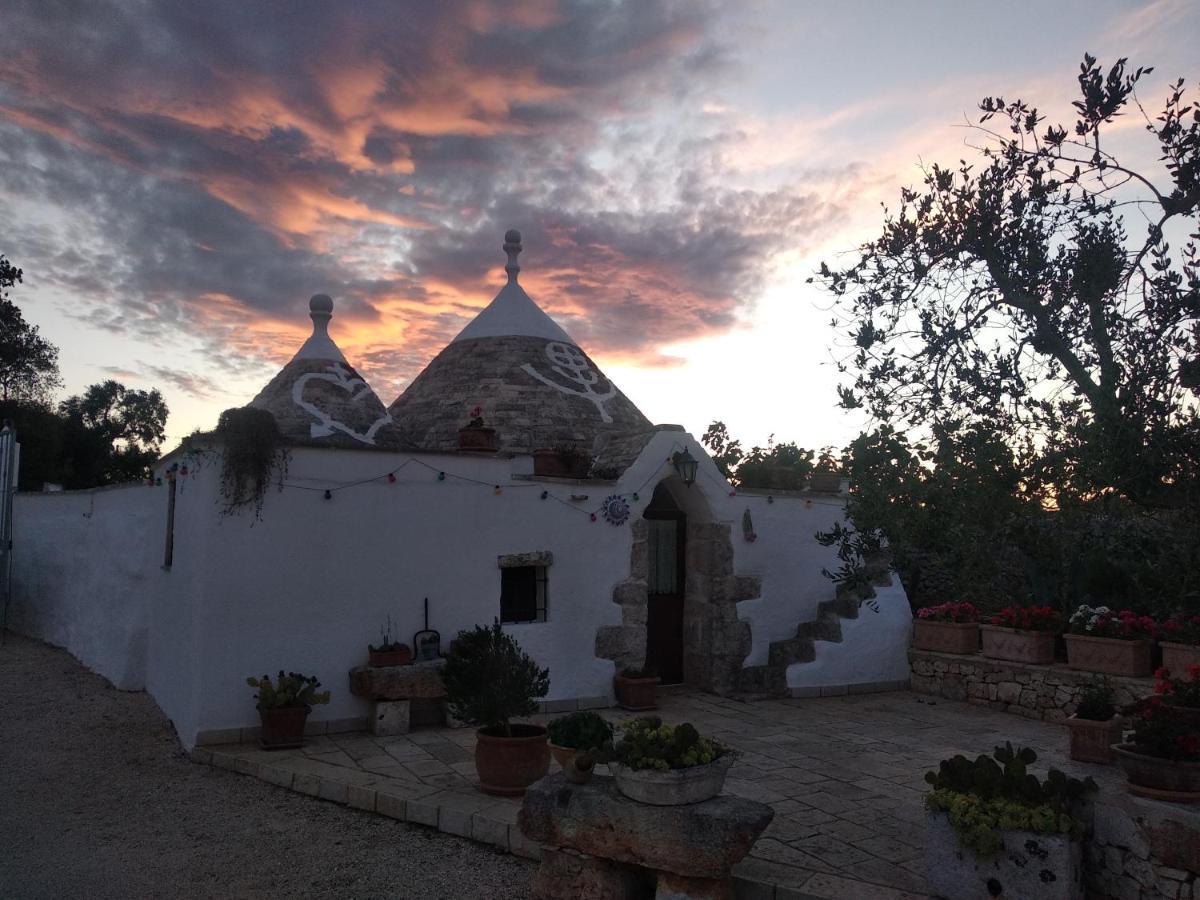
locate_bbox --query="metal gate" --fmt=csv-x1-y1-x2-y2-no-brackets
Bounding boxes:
0,424,20,634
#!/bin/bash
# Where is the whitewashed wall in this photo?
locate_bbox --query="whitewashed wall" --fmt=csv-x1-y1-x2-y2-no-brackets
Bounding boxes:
9,484,166,690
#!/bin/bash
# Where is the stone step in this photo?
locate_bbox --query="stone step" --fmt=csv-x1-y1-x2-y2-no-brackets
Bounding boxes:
768,637,814,668
795,610,842,644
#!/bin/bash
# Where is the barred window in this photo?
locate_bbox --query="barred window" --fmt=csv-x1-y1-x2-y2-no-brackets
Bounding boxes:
500,565,547,623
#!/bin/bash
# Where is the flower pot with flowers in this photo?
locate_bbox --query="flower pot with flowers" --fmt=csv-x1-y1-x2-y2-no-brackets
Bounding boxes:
1065,681,1124,764
246,671,331,750
1160,613,1200,672
913,602,980,654
458,406,498,451
1064,605,1156,677
1114,666,1200,802
980,605,1062,665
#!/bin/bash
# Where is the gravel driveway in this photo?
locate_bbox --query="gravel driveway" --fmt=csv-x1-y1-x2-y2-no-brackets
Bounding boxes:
0,633,534,899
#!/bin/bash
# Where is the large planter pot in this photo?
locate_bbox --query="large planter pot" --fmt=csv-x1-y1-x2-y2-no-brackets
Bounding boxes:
258,705,311,751
1065,714,1124,765
368,646,412,668
924,811,1084,900
1112,743,1200,803
474,724,550,797
611,755,734,806
913,620,979,655
1162,641,1200,673
807,472,843,493
614,674,658,711
1064,634,1152,676
458,426,498,451
1164,704,1200,730
980,625,1057,665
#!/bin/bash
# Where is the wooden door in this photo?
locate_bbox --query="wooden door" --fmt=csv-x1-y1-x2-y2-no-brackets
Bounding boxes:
645,513,685,684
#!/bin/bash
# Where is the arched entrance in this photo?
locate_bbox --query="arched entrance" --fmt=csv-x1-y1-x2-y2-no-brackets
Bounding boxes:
644,482,685,684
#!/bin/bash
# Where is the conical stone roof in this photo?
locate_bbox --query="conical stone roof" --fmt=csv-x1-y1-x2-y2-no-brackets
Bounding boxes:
388,231,651,454
248,295,409,450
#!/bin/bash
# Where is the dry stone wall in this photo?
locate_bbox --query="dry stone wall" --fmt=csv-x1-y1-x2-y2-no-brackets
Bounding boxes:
1087,796,1200,900
909,649,1153,722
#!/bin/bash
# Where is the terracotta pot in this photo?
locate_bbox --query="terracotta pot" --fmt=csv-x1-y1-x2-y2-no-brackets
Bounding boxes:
549,742,578,771
912,620,979,655
807,472,843,493
1064,634,1152,676
1163,704,1200,730
1162,642,1200,673
368,645,412,667
563,753,594,785
458,426,498,451
474,724,550,796
1113,743,1200,803
258,705,311,750
611,755,734,806
614,675,659,711
979,625,1057,665
1066,714,1124,764
532,450,589,478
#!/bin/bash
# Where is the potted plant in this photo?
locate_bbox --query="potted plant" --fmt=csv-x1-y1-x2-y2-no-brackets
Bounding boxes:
458,406,498,451
441,621,551,796
614,666,659,711
532,443,591,478
1114,668,1200,802
595,717,733,805
1064,605,1156,676
912,601,980,654
980,605,1062,665
1065,681,1124,764
246,671,331,750
368,614,412,667
547,710,613,776
1161,613,1200,671
924,743,1096,900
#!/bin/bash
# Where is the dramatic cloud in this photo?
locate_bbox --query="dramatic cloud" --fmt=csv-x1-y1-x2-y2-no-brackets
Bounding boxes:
0,0,843,404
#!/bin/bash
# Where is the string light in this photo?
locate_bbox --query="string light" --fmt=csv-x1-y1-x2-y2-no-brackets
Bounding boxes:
767,495,774,504
493,485,502,495
437,471,446,481
323,489,333,500
387,472,396,483
540,490,549,500
590,513,597,522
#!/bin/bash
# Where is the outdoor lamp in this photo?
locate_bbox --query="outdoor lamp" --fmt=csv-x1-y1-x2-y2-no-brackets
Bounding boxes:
672,449,699,487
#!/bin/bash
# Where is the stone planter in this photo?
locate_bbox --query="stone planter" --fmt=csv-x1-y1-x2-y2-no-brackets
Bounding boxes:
611,755,734,806
1065,714,1124,764
458,426,498,451
475,724,550,796
924,811,1084,900
980,625,1057,665
1112,743,1200,803
1162,641,1200,673
1064,634,1152,677
913,620,979,655
368,645,411,667
614,674,658,711
532,449,589,478
258,705,311,750
807,472,843,492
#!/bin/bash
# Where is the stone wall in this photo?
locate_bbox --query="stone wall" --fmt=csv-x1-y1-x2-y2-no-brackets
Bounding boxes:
909,649,1153,722
1087,795,1200,899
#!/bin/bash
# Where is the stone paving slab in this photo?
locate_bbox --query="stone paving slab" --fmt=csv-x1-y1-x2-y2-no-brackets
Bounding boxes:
196,689,1130,899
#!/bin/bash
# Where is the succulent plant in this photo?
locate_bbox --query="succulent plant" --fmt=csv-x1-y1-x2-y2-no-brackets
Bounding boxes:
246,671,330,709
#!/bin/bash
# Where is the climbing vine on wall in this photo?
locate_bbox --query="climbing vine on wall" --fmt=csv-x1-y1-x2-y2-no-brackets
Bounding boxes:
214,407,289,519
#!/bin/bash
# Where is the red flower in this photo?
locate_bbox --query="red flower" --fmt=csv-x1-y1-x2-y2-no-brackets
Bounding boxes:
1156,667,1171,679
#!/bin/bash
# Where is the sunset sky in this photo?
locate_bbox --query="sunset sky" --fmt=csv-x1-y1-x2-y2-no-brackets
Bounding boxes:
1,0,1196,453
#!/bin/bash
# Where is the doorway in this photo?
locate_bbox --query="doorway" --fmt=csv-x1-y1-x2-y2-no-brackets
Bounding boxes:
644,482,685,685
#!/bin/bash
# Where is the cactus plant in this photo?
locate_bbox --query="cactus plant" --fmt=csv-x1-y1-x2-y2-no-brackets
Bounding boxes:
246,671,331,709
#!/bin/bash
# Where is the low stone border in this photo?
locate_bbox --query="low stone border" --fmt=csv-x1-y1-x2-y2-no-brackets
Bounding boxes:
788,679,910,699
909,649,1153,722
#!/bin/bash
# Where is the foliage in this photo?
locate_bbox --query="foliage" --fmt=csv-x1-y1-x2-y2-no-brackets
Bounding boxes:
441,621,549,736
1124,691,1200,761
989,605,1062,632
0,256,61,404
1068,605,1158,639
213,407,288,519
1074,681,1116,721
370,614,406,653
595,717,727,772
1162,613,1200,645
915,601,980,623
246,671,331,709
924,743,1097,856
813,520,882,608
59,380,168,486
546,711,614,750
701,420,825,489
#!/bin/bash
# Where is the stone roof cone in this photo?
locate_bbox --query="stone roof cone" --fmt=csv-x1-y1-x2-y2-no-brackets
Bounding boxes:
248,295,407,449
388,230,651,454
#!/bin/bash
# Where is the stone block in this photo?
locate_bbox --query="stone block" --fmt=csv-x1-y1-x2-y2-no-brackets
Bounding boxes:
439,805,474,838
375,791,406,820
532,847,648,900
471,813,510,848
347,785,376,811
349,660,446,700
318,778,348,804
370,700,411,736
406,796,440,827
613,581,647,607
520,773,773,880
656,871,734,899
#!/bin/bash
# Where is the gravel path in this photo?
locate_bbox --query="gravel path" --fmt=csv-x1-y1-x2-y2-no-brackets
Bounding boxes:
0,633,534,899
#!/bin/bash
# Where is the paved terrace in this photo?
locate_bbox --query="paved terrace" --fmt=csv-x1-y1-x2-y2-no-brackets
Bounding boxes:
195,687,1129,899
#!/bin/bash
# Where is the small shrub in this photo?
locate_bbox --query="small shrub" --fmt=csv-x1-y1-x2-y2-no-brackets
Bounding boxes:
1074,682,1116,721
441,621,549,735
547,711,613,750
595,717,727,772
246,671,331,709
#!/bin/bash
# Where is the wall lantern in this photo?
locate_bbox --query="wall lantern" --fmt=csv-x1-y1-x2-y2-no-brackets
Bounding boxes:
672,449,699,487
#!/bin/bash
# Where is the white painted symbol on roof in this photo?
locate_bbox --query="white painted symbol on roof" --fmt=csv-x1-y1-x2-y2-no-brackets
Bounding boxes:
521,341,616,423
292,363,394,445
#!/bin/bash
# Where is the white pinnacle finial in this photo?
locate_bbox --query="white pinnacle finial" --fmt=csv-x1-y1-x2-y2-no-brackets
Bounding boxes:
503,229,522,283
309,294,333,336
